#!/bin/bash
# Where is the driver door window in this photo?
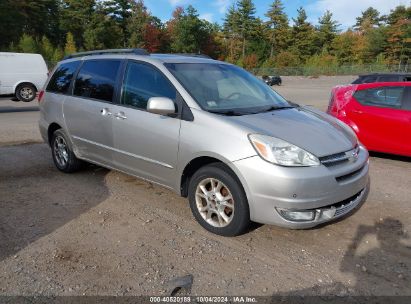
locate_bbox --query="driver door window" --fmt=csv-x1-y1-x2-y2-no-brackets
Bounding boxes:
121,62,177,110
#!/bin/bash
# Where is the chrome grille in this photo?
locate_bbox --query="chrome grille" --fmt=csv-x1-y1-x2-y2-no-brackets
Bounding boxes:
320,146,359,167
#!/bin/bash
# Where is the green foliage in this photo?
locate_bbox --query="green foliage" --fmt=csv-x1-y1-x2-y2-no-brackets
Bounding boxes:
237,0,258,57
40,36,55,62
355,7,381,32
64,32,77,55
170,5,210,53
265,0,290,57
61,0,96,48
316,11,339,52
52,47,64,63
104,0,133,47
127,0,150,48
291,7,316,61
1,0,409,74
83,4,123,51
18,34,38,53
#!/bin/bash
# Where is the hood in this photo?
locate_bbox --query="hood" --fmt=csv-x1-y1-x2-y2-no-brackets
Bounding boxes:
228,106,357,157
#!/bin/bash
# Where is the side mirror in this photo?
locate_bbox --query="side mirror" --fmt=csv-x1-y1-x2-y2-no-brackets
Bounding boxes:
147,97,176,116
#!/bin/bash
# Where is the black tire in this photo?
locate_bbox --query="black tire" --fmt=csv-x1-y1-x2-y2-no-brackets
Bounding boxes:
51,129,84,173
15,83,36,102
188,163,250,236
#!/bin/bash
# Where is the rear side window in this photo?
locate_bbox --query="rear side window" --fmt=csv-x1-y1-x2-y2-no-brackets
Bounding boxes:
46,61,80,94
352,77,364,84
378,75,399,82
73,60,121,102
121,62,176,110
401,87,411,110
354,87,404,109
361,76,378,83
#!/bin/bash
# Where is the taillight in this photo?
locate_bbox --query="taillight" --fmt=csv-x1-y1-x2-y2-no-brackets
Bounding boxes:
38,90,45,103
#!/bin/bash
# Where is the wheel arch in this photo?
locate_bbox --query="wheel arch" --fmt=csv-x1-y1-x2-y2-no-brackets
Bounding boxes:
13,81,39,94
179,155,251,203
47,122,62,146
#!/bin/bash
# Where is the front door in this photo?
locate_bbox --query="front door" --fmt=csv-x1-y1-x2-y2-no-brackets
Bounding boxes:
112,61,181,187
350,85,406,153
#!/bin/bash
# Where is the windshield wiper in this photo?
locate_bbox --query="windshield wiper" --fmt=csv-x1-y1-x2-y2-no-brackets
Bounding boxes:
208,110,245,116
257,105,295,113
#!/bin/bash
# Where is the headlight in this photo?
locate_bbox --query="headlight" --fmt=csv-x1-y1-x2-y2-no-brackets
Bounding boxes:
248,134,320,167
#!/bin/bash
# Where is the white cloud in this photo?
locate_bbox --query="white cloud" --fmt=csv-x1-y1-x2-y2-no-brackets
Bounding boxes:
169,0,192,6
200,13,214,22
307,0,409,28
214,0,233,14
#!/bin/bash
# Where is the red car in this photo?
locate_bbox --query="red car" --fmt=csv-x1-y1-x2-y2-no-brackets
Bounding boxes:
328,82,411,157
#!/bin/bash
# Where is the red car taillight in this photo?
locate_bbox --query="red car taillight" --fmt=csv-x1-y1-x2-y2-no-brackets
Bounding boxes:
38,90,45,103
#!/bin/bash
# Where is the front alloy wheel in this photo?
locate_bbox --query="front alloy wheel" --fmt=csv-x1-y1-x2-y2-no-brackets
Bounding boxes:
188,163,250,236
195,178,235,228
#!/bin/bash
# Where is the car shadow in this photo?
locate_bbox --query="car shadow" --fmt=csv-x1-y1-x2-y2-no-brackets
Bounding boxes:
0,143,110,261
274,217,410,301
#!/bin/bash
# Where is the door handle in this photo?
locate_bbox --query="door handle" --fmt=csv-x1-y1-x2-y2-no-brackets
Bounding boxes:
114,111,127,120
101,108,112,117
352,109,363,114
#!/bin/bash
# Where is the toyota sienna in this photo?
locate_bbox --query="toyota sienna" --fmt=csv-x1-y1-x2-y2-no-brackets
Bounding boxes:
39,49,370,236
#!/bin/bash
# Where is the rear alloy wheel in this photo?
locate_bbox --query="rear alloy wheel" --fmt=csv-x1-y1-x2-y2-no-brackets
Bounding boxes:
188,163,250,236
16,83,36,102
51,129,84,173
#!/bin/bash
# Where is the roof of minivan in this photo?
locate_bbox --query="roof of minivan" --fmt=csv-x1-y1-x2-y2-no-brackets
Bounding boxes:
60,53,220,65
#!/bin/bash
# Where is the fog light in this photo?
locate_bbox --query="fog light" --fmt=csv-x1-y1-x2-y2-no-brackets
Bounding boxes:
278,209,315,222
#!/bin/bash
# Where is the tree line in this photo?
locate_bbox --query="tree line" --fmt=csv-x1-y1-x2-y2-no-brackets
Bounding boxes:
0,0,409,70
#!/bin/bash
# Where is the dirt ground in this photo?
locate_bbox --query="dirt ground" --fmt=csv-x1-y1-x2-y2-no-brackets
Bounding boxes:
0,77,410,298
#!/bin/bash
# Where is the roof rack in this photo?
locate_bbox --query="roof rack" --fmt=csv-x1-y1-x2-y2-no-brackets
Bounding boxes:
173,53,212,59
63,48,149,60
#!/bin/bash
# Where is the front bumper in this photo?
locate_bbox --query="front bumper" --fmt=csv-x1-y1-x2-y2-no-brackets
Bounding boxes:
233,146,369,228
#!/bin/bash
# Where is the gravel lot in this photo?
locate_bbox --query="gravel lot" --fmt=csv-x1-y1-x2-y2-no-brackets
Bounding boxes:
0,76,410,297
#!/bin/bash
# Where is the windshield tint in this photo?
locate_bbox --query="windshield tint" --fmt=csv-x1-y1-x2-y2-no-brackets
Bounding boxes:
165,63,290,114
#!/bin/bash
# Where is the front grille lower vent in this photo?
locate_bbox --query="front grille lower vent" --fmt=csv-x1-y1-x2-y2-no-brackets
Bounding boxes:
336,166,364,183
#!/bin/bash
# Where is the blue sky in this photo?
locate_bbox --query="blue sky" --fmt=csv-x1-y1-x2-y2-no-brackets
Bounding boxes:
144,0,408,28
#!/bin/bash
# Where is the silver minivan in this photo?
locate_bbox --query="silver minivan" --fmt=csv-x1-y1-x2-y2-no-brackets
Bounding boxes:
39,49,370,236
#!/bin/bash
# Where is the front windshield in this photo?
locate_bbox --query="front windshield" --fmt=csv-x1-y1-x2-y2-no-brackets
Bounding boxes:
165,63,291,115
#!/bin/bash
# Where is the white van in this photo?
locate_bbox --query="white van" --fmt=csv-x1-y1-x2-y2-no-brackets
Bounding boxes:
0,52,48,102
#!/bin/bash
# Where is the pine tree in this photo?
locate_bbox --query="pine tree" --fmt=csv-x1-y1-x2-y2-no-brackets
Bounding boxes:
127,0,150,48
237,0,257,57
386,16,411,65
18,34,38,53
223,4,241,60
104,0,133,47
83,4,123,50
386,5,411,25
355,7,381,32
316,10,339,52
291,7,316,62
40,36,55,62
171,5,205,53
61,0,96,48
64,32,77,55
52,47,64,63
265,0,289,57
